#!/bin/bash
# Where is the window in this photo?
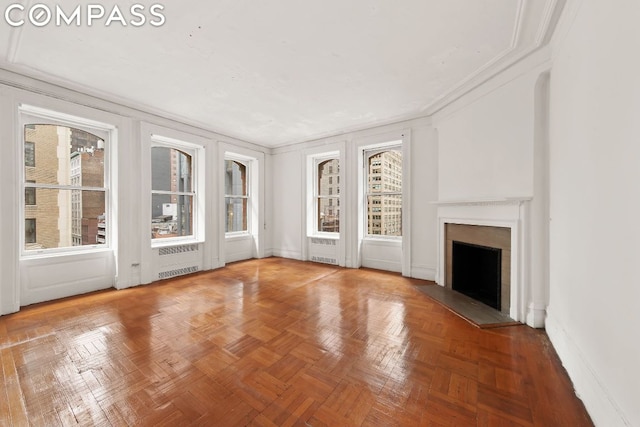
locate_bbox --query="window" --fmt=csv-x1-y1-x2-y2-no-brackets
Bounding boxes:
225,160,248,233
24,141,35,167
25,180,36,205
365,147,402,237
151,145,195,240
25,219,36,244
22,123,108,252
316,158,340,233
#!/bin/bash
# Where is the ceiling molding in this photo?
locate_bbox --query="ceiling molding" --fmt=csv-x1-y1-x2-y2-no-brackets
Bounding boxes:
536,0,566,46
511,0,528,48
423,0,563,117
0,62,270,154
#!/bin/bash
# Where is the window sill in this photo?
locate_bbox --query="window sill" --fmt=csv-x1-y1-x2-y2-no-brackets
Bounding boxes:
308,233,340,240
21,246,112,260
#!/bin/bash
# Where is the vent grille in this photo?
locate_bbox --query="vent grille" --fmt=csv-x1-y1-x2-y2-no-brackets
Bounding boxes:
158,266,198,279
159,244,199,256
311,256,337,265
310,238,337,246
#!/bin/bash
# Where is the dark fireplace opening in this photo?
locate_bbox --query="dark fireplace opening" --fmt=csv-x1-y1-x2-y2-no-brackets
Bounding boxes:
452,241,502,310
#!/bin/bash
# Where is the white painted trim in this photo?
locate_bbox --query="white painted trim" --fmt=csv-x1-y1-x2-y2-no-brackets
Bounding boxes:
410,266,436,281
401,128,412,277
430,46,552,124
271,249,302,261
546,311,631,427
0,90,20,314
361,258,401,274
148,135,206,248
549,0,585,56
535,0,565,46
272,117,431,155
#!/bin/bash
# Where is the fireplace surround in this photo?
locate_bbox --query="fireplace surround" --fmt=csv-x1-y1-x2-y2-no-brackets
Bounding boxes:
446,223,511,314
435,197,542,326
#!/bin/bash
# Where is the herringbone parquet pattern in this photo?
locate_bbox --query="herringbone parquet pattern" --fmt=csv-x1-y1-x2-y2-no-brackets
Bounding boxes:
0,258,592,426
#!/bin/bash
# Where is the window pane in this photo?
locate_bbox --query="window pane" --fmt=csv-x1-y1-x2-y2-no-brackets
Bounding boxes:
25,219,36,244
367,194,402,236
23,189,106,250
225,160,246,196
24,125,105,187
25,141,35,167
367,150,402,193
25,181,36,205
151,194,193,239
152,147,192,193
318,197,340,232
318,159,339,196
225,197,247,232
366,148,402,237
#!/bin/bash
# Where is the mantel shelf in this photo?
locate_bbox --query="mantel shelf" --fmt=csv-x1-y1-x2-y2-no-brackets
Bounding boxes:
431,197,532,206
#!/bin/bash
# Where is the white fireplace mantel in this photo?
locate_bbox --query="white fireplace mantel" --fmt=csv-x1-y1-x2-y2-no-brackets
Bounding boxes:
434,196,545,327
432,196,532,206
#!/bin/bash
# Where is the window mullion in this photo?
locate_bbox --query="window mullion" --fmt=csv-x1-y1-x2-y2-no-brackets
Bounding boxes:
28,183,107,192
152,190,195,196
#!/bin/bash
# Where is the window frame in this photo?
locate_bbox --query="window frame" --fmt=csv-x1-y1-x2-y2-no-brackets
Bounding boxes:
19,105,114,257
150,135,201,246
224,157,250,236
364,145,403,240
314,156,341,235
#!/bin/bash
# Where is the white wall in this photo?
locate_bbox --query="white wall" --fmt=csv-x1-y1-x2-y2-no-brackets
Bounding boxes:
269,118,438,280
435,70,539,201
546,1,640,425
410,126,439,279
270,149,304,260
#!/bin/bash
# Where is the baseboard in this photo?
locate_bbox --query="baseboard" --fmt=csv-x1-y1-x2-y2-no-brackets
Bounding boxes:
410,265,436,281
0,301,19,316
546,310,631,426
525,302,547,328
361,258,401,273
270,248,302,260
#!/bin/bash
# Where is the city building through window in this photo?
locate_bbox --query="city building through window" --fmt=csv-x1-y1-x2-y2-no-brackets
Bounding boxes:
225,159,248,233
25,219,36,244
317,158,340,233
23,124,107,251
365,147,402,237
151,145,195,240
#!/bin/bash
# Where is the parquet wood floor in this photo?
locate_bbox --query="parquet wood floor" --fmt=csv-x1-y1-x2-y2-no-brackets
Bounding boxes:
0,258,593,426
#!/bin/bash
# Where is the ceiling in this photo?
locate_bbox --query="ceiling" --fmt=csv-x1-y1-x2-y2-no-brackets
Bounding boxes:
0,0,562,147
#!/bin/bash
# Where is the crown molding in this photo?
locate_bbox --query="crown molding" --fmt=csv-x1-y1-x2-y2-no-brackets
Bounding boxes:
424,0,564,117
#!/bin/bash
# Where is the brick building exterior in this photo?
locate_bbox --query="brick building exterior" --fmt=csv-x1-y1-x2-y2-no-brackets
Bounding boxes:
24,125,105,250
